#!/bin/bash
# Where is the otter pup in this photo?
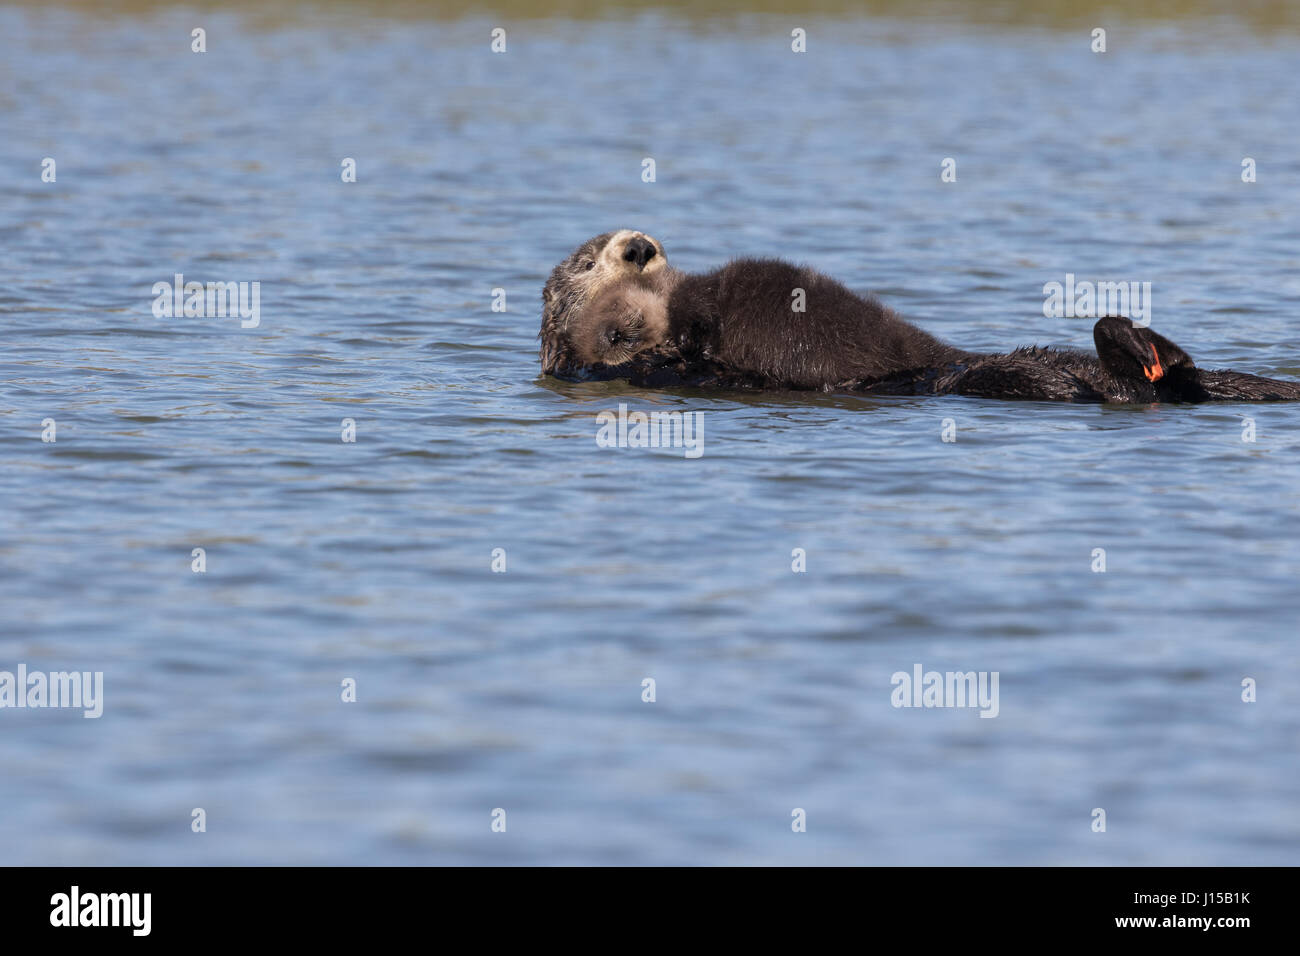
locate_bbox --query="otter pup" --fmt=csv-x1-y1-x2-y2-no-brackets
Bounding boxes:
539,232,1300,403
567,281,672,369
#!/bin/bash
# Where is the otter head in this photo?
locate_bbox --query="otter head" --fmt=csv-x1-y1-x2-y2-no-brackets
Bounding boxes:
539,229,670,374
566,284,672,368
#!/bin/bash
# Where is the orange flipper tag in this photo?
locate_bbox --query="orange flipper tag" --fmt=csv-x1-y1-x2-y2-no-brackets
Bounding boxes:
1143,343,1164,382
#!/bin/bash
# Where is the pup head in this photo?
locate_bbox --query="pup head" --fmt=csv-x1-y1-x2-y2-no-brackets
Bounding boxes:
566,284,672,368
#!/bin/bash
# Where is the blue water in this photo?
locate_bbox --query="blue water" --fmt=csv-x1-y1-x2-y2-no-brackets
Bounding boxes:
1,5,1298,864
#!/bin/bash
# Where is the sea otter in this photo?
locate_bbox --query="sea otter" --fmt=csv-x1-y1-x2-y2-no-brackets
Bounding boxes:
539,231,1300,403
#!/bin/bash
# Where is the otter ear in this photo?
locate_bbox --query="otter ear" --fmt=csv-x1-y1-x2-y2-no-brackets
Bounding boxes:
1094,317,1193,383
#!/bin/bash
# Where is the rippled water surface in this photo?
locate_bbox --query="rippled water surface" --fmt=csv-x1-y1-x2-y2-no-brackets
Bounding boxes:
2,4,1298,865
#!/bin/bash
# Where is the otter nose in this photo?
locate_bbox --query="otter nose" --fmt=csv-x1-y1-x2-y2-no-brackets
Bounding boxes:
622,237,657,270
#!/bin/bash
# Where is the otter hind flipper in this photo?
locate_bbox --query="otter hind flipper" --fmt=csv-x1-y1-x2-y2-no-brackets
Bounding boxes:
1093,317,1195,383
1090,318,1300,402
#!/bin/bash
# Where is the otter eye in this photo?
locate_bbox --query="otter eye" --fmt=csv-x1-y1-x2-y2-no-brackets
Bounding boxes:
605,327,622,346
584,260,595,271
